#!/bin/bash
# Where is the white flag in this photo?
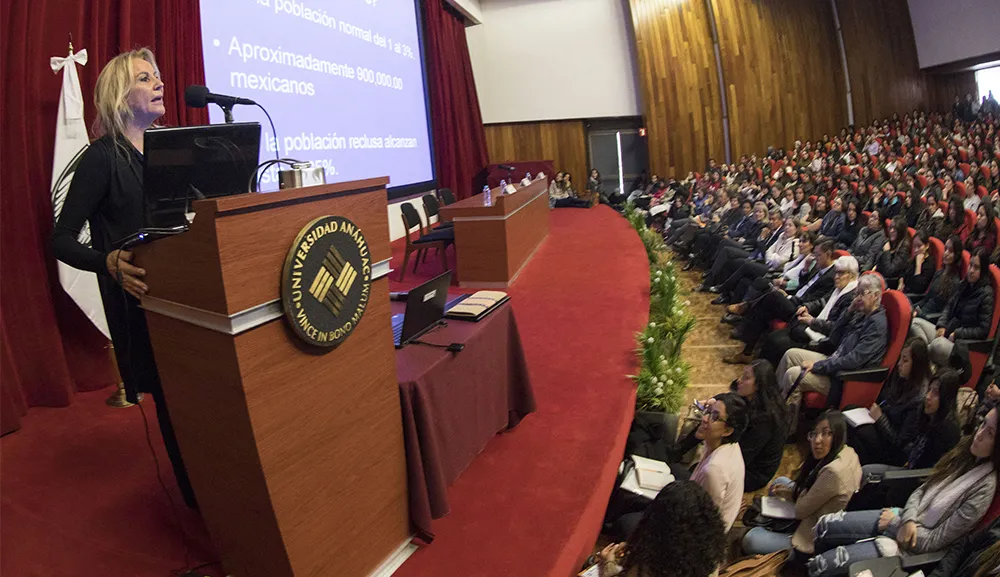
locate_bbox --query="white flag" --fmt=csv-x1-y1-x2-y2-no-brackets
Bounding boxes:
50,48,111,340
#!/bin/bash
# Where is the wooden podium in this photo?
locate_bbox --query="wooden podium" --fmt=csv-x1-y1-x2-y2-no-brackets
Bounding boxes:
133,178,411,577
438,178,550,288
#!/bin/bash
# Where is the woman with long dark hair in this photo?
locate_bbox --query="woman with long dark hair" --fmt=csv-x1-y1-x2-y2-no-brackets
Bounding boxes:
807,408,999,577
874,215,912,287
929,248,995,366
939,197,971,242
733,360,788,491
849,370,963,511
847,339,932,465
900,230,936,294
742,411,861,557
967,202,997,255
835,197,862,249
910,235,964,342
915,189,944,239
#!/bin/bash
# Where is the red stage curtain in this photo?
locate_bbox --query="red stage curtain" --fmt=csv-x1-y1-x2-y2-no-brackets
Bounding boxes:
423,0,489,199
0,0,207,434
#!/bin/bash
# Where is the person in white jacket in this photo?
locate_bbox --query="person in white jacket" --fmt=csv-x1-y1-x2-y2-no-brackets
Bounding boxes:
711,218,802,305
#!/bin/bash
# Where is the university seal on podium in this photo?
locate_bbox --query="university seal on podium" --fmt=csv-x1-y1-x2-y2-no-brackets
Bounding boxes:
281,216,372,348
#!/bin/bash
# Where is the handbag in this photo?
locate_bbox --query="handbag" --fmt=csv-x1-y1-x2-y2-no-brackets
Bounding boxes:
719,550,789,577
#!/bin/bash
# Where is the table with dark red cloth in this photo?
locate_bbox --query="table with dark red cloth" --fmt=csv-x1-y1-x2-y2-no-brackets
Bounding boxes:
394,300,535,542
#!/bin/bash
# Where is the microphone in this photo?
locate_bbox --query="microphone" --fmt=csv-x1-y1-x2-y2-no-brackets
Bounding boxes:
184,85,256,109
498,164,516,171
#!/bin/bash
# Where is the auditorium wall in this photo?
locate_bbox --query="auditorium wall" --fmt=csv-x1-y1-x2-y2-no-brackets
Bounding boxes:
628,0,980,177
483,120,590,191
466,0,641,124
837,0,978,127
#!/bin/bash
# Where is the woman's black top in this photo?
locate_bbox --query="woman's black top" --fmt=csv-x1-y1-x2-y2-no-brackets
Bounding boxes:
52,135,145,272
938,277,995,339
740,404,785,492
51,134,159,400
914,269,960,318
870,374,926,465
906,416,961,469
902,256,936,294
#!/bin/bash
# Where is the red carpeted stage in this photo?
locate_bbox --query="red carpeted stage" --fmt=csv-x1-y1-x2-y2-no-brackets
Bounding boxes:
1,205,649,577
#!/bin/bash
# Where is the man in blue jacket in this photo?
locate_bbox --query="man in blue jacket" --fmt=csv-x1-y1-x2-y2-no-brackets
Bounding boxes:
776,273,888,417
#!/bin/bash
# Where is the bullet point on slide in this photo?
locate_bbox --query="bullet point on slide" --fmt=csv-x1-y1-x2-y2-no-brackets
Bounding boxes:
213,39,221,47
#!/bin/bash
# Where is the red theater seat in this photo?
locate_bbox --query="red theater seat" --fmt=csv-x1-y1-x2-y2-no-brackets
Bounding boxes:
803,285,909,410
963,264,1000,390
928,237,944,271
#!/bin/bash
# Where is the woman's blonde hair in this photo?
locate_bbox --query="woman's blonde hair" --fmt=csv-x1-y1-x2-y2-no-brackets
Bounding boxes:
92,48,160,143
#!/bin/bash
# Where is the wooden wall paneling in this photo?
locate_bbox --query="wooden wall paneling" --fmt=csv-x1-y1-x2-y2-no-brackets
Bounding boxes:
629,0,725,177
837,0,980,123
712,0,847,160
930,71,980,112
483,120,589,186
836,0,932,125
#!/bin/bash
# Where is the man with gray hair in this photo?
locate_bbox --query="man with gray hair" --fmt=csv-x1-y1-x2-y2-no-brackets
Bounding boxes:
758,255,860,367
777,273,888,420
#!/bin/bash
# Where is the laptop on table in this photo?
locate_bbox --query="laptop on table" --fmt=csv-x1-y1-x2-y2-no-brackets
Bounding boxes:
392,271,452,348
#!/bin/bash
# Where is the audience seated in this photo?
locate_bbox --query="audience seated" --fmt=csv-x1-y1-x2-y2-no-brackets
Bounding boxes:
810,195,846,239
805,408,999,577
873,216,912,288
742,410,862,557
724,240,838,365
710,217,801,306
967,202,997,255
758,255,859,367
598,481,727,577
673,361,788,492
852,210,887,271
549,171,592,209
899,230,936,293
684,202,767,272
850,369,963,511
846,339,932,466
910,235,964,342
928,249,995,366
699,209,784,292
776,273,888,422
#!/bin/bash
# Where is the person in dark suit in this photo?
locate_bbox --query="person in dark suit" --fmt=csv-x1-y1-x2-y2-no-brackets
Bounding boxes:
699,209,783,290
758,255,860,367
724,240,838,364
51,48,197,508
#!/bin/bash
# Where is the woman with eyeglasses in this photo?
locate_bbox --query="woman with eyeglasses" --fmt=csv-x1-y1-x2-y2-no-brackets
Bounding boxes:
742,411,861,558
806,408,999,577
621,393,749,537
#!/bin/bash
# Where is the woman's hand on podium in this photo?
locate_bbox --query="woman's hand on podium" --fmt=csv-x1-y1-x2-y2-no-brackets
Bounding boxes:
106,249,148,299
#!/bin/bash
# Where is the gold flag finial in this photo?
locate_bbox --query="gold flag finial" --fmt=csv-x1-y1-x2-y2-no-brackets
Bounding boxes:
68,33,73,54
